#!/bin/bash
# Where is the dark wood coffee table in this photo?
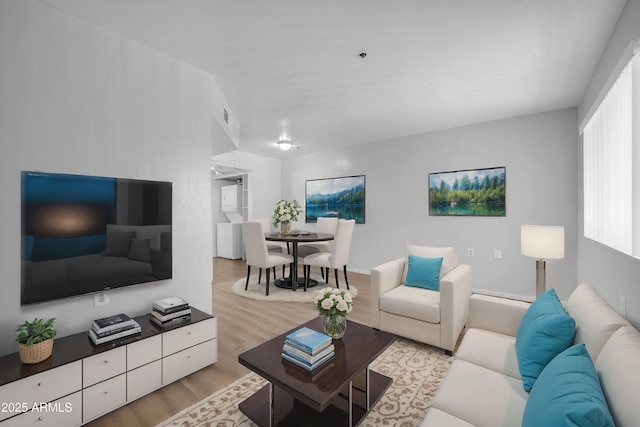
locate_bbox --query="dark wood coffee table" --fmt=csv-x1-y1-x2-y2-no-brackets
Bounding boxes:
238,317,396,427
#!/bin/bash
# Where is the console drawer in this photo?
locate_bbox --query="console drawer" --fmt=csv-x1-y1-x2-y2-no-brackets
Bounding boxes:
82,374,126,423
162,318,216,356
162,339,217,385
82,346,126,387
2,391,82,427
127,335,161,370
127,360,161,402
0,361,81,422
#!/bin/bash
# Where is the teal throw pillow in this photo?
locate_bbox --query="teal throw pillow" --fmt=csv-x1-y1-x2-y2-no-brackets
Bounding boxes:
515,288,576,392
522,343,614,427
405,255,443,291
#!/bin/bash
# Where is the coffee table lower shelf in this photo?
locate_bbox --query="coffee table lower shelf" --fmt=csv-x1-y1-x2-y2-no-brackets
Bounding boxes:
239,370,392,427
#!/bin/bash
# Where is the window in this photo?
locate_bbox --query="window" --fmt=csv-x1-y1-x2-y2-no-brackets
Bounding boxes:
582,40,639,257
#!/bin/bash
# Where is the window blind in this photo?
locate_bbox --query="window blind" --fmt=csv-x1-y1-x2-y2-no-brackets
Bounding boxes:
583,60,632,254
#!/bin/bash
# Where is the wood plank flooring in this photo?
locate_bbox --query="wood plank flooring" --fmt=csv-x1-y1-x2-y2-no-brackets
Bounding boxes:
86,257,372,427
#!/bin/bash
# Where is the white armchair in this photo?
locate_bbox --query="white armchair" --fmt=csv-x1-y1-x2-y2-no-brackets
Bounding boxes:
371,245,472,355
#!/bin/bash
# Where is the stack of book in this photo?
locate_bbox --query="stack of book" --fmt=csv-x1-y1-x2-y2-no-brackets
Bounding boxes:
150,296,191,328
89,313,141,345
282,327,334,371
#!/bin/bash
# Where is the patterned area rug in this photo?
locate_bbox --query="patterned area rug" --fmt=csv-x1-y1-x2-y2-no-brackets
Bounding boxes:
156,338,451,427
231,276,358,303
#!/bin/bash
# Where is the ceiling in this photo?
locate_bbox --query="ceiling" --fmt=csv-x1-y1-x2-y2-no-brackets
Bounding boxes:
40,0,627,159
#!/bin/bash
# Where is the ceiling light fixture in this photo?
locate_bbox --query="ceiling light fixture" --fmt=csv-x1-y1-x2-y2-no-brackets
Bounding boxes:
277,139,293,151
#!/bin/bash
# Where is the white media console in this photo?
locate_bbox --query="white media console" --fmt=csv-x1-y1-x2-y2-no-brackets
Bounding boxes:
0,308,217,426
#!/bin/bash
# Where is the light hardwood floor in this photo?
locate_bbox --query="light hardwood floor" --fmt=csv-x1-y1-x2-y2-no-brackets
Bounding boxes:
86,257,372,427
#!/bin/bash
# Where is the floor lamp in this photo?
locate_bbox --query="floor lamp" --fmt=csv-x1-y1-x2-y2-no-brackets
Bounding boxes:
521,225,565,297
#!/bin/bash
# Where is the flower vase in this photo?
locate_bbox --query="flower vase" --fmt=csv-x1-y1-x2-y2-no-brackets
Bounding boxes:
280,221,291,235
322,314,347,339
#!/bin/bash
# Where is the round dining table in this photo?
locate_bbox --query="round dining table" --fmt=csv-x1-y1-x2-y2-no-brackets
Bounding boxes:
265,232,334,291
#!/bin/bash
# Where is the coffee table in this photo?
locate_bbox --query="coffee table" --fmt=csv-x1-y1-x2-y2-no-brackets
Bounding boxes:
238,317,396,427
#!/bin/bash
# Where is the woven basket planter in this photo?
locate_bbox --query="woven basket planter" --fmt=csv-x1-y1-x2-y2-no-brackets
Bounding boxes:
18,339,54,364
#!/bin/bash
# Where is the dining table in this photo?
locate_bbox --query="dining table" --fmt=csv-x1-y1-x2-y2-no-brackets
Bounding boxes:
265,231,334,291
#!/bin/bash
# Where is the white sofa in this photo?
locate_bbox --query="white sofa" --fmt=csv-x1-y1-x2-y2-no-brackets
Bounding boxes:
421,283,640,427
371,246,472,354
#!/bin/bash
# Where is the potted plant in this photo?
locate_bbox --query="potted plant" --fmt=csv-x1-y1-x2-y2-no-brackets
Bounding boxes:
16,317,57,364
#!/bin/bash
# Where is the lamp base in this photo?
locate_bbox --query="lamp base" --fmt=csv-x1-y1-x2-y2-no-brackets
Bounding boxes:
535,259,546,297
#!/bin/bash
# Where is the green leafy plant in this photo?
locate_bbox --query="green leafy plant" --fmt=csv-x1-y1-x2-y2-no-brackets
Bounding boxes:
15,317,57,345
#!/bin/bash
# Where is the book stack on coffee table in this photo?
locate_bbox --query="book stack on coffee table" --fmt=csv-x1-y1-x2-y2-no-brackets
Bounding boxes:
89,313,141,345
151,296,191,328
282,327,334,371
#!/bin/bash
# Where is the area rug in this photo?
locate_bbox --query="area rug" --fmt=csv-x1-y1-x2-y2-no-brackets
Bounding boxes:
156,337,451,427
231,276,358,303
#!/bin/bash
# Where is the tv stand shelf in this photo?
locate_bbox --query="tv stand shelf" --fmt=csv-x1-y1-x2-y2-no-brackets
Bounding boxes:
0,307,217,426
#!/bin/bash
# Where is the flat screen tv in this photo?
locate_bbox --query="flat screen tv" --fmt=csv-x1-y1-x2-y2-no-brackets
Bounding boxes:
21,171,172,305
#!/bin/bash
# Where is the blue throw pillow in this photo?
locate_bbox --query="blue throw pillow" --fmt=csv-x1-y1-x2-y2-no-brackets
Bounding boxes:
516,288,576,392
405,255,443,291
523,344,614,427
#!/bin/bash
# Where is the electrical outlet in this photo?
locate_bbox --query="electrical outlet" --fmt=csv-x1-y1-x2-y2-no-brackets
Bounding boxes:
493,249,502,260
467,248,475,258
620,296,627,316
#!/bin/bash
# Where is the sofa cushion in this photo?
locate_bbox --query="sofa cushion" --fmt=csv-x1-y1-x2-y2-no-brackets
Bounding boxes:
565,282,629,361
595,326,640,427
107,224,172,251
515,288,576,392
405,255,442,290
128,238,151,263
380,285,440,324
430,359,528,427
420,408,475,427
102,230,135,257
523,343,614,427
455,328,520,379
403,245,457,283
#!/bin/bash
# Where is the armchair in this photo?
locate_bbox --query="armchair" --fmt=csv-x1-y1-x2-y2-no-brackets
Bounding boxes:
371,245,472,355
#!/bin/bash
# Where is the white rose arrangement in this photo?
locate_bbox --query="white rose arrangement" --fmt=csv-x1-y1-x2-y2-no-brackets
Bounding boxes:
272,199,303,227
313,287,353,317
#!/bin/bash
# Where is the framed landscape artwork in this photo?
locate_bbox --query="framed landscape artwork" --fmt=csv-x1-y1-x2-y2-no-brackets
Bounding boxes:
429,167,506,216
305,175,365,223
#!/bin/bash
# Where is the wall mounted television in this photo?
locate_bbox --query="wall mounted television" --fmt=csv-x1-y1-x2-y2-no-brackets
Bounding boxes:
21,171,172,305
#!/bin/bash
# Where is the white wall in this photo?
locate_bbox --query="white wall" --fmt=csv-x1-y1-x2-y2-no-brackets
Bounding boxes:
0,1,214,355
281,109,579,301
577,0,640,328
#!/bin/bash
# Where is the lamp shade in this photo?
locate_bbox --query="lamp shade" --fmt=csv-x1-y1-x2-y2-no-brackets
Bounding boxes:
521,225,565,259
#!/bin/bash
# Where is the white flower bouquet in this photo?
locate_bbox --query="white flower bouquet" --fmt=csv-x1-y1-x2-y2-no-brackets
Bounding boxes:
272,199,303,227
313,287,353,317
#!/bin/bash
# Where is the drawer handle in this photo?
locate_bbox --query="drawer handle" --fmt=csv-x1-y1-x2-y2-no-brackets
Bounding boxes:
38,382,42,387
187,331,192,335
104,360,109,364
38,416,43,421
104,391,109,394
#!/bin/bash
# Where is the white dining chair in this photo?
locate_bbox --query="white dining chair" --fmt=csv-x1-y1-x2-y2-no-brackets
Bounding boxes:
240,221,293,296
298,216,339,280
299,217,338,254
303,219,355,290
256,218,290,280
256,218,289,254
